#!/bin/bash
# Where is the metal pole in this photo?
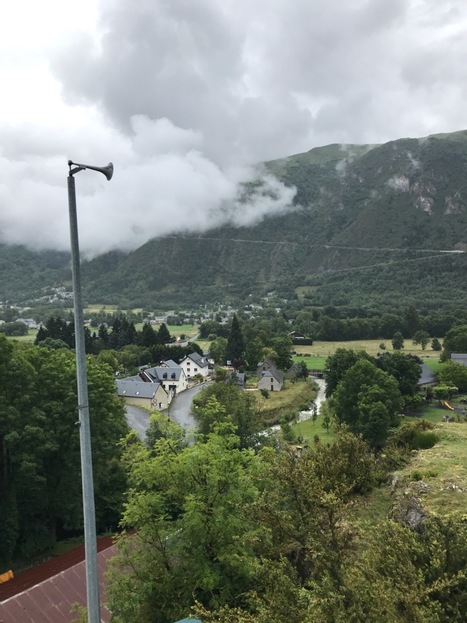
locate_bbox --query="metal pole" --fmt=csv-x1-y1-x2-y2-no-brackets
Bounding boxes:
67,173,101,623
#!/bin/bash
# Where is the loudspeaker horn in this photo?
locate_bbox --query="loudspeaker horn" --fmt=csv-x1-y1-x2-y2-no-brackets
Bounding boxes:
68,160,114,181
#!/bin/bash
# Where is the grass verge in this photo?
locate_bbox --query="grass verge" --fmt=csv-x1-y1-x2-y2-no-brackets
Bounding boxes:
255,380,316,425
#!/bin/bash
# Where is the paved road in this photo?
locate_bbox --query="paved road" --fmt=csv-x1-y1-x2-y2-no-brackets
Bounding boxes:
125,404,152,439
169,383,207,429
125,383,207,441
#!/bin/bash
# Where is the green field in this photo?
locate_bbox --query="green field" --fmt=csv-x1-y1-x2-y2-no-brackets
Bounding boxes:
292,415,336,444
167,324,199,338
294,339,443,359
255,380,317,425
395,419,467,516
292,354,327,370
294,400,467,519
5,328,37,342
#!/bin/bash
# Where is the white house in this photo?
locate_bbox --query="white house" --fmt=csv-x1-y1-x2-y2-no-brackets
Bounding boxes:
179,352,210,379
142,362,188,394
116,361,188,409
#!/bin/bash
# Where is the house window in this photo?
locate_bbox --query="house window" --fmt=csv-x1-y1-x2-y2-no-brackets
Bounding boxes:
194,368,198,372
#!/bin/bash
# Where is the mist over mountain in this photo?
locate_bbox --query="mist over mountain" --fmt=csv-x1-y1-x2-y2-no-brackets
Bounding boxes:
2,129,467,310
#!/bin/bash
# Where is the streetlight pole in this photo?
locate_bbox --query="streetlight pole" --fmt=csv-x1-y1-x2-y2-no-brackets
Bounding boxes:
67,159,113,623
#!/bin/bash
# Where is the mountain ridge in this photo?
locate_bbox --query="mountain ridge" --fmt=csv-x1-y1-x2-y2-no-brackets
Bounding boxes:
1,129,467,310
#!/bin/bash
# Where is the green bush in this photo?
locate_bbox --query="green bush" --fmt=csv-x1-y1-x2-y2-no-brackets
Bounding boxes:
412,430,439,450
388,418,436,451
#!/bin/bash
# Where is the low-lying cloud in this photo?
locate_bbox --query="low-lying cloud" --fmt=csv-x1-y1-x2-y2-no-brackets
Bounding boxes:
2,0,467,256
0,116,296,256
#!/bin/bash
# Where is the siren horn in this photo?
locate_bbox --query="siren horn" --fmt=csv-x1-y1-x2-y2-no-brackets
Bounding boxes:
68,160,114,181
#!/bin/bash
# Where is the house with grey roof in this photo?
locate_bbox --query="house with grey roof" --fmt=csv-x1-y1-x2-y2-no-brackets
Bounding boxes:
258,369,283,392
179,352,210,379
418,363,437,388
257,361,284,392
451,353,467,367
147,363,188,394
116,361,187,409
116,377,170,409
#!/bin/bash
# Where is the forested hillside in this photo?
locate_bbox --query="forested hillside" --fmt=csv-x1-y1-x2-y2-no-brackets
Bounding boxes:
2,129,467,310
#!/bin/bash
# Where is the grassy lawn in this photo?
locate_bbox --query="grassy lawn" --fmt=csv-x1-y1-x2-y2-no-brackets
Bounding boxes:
423,358,445,372
84,304,120,313
292,354,327,370
394,419,467,516
292,416,336,444
5,328,37,342
294,339,443,360
195,339,211,350
254,380,316,425
167,324,199,338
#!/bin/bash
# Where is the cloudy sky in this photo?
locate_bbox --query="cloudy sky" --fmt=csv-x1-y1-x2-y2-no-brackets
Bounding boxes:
1,0,467,255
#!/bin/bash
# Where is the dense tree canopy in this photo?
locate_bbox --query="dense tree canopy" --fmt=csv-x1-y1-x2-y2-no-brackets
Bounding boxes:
438,361,467,393
442,325,467,361
376,351,422,397
107,425,467,623
0,336,128,566
225,314,245,364
324,348,372,397
331,359,403,446
193,383,262,449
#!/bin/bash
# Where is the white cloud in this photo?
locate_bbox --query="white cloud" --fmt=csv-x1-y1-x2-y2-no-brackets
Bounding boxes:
1,0,467,254
0,115,296,255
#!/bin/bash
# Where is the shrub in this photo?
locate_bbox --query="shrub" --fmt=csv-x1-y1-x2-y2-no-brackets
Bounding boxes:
413,430,439,450
388,419,436,451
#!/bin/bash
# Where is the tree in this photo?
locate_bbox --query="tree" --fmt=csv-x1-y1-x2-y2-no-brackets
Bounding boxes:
193,383,261,449
412,330,430,350
209,336,228,365
296,361,309,380
438,361,467,392
0,321,29,336
0,340,128,565
35,314,75,348
392,331,404,350
145,413,187,451
138,322,158,348
377,352,421,396
157,323,172,344
107,430,259,623
431,337,442,351
404,305,419,337
244,337,265,370
331,359,403,446
432,385,458,402
270,336,293,370
441,325,467,361
225,315,245,364
324,348,372,397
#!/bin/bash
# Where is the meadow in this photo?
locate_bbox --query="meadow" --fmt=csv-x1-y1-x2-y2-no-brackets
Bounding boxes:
293,338,442,359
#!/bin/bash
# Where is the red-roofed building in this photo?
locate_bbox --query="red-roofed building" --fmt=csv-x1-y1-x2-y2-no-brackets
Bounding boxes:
0,539,116,623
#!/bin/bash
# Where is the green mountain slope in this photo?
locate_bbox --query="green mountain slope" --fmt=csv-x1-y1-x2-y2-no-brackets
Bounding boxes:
2,130,467,309
0,245,70,303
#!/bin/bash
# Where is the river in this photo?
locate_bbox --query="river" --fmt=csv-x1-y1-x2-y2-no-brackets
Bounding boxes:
298,377,326,421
